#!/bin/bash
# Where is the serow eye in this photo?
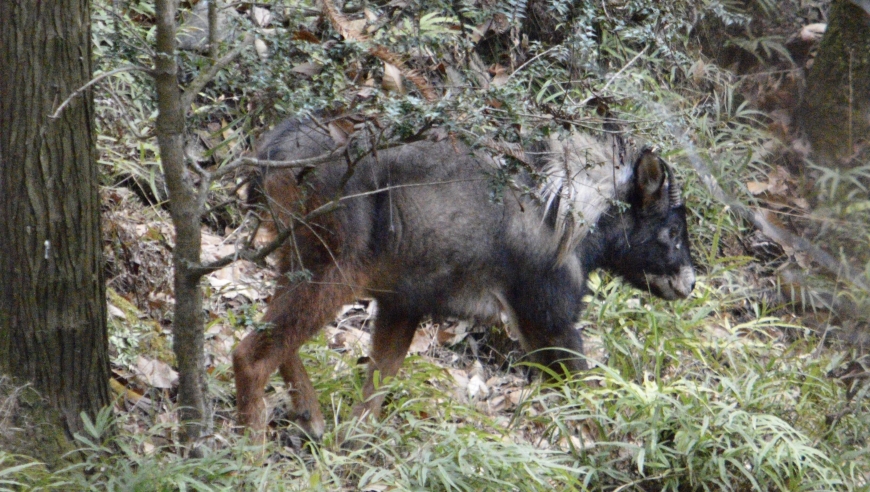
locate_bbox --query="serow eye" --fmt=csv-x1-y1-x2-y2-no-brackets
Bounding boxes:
658,227,680,248
663,226,682,250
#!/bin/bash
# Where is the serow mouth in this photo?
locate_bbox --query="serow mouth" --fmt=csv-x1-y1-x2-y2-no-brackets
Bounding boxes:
645,266,695,300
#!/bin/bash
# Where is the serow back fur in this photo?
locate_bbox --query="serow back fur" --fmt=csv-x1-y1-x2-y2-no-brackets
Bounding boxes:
233,119,695,439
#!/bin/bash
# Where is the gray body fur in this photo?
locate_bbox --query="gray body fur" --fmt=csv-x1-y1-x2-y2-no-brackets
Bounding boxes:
232,118,695,438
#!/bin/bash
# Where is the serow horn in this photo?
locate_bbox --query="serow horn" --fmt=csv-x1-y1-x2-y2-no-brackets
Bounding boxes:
668,172,682,207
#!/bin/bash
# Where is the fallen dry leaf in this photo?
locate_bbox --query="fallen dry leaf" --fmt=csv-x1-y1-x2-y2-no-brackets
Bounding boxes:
408,324,435,354
746,181,768,195
291,61,323,77
507,387,534,406
250,6,272,27
108,303,126,319
467,373,489,400
292,30,320,43
255,38,269,60
800,23,826,42
437,320,470,345
382,62,404,94
490,64,509,87
325,326,370,354
135,355,178,389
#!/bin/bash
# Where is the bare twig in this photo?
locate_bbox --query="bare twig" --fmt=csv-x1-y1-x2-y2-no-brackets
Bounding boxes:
221,1,322,14
200,176,251,218
675,132,870,292
579,46,649,106
180,33,255,110
50,65,150,119
335,178,483,202
191,201,339,276
202,197,240,218
506,47,559,83
104,87,151,139
208,0,219,60
209,145,349,181
599,45,648,94
192,177,483,276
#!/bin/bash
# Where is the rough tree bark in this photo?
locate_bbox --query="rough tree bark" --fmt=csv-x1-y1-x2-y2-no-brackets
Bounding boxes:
0,0,110,467
796,0,870,163
154,0,209,447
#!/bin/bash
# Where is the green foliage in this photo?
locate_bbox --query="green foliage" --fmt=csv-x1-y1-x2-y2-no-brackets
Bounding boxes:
0,454,56,491
528,274,860,489
726,35,792,65
805,158,870,316
4,297,865,490
106,289,173,368
226,303,274,334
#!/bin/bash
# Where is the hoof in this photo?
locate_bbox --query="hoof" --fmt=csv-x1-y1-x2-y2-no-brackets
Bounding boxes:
283,409,325,441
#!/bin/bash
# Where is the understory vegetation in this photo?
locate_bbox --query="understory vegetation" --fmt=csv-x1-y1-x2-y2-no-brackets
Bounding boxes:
3,0,869,490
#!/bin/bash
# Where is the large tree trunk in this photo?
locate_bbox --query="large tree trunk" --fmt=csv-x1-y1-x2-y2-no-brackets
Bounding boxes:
0,0,110,467
796,0,870,164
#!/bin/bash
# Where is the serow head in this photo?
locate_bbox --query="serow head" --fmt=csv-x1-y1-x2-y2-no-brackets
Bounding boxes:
609,148,695,300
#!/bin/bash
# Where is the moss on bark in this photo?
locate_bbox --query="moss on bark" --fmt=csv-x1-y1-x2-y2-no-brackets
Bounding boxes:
796,0,870,163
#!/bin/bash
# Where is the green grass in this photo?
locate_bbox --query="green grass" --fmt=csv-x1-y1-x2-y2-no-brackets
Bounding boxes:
4,272,867,490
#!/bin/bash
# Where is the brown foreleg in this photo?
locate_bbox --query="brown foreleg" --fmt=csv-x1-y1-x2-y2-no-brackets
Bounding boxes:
515,317,588,375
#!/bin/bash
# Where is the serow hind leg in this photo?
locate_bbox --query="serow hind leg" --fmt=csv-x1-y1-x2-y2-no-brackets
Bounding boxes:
233,273,352,441
232,329,284,442
278,351,324,439
353,308,421,421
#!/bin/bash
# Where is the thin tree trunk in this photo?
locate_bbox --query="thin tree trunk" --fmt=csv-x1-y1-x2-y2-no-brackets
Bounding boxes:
208,0,219,60
0,0,110,467
154,0,209,447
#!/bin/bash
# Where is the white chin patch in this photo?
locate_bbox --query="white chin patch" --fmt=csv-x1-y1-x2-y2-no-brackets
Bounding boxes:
646,266,695,300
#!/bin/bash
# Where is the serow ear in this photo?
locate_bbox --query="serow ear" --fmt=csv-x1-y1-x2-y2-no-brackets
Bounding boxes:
635,149,666,208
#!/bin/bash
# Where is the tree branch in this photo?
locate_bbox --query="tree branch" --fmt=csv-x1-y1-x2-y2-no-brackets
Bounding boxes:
676,131,870,293
154,0,208,450
180,33,255,110
208,0,219,60
209,145,349,181
190,200,343,277
191,178,482,277
50,65,151,119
